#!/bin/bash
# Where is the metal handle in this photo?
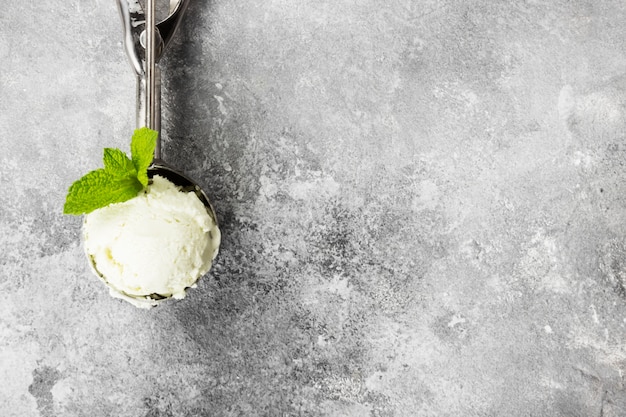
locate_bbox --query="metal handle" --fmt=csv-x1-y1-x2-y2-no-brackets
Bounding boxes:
115,0,191,160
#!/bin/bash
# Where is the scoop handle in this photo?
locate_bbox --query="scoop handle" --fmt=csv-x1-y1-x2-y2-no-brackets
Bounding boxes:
115,0,191,160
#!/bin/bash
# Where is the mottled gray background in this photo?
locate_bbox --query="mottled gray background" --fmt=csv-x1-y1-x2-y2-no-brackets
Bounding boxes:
1,0,626,416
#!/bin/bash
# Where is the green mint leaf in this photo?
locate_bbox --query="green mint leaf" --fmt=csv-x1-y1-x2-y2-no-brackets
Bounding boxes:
131,127,158,187
63,169,143,215
63,128,159,215
103,148,136,176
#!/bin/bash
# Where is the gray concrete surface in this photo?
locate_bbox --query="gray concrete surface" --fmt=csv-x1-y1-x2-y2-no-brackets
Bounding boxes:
1,0,626,416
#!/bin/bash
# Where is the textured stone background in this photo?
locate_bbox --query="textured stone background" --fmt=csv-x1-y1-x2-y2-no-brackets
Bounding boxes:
1,0,626,416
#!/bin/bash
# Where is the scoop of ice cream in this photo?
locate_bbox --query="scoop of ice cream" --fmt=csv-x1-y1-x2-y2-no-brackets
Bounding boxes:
82,175,220,302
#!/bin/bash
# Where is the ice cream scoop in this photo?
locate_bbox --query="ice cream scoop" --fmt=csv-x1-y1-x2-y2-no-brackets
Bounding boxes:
86,0,221,307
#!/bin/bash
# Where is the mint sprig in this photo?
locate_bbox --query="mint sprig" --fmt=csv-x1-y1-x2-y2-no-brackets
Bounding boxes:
63,127,158,215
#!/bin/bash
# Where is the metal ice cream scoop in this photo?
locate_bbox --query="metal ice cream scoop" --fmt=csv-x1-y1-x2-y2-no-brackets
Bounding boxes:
98,0,220,307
